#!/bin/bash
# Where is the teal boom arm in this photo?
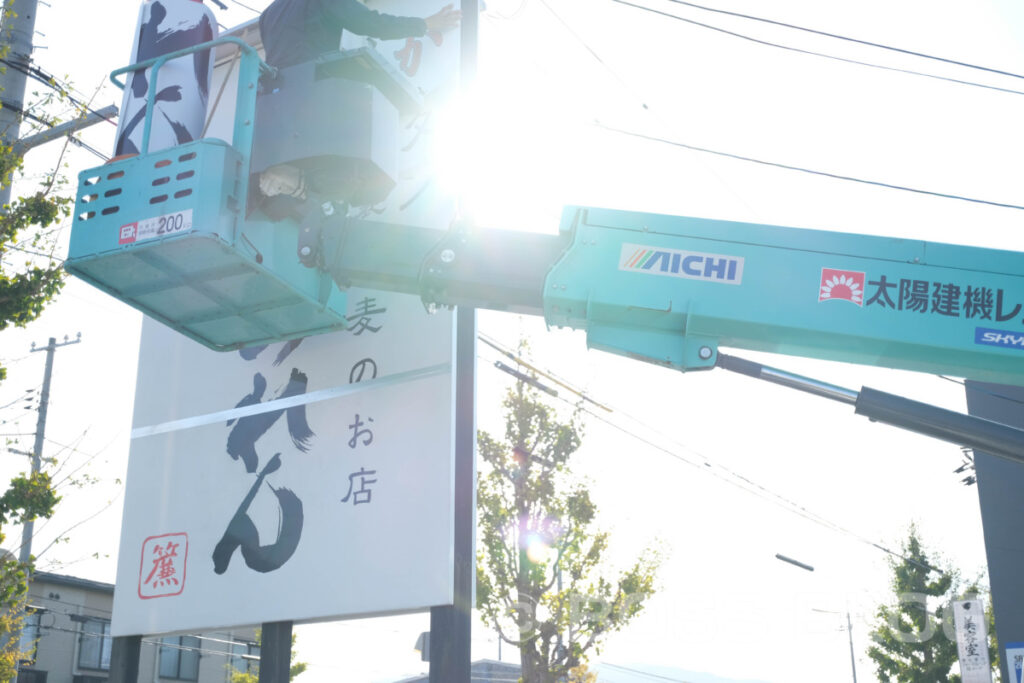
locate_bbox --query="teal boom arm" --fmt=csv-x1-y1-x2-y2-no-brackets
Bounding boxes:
542,207,1024,385
329,205,1024,386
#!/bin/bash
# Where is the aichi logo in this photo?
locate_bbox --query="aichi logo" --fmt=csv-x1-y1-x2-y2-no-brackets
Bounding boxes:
619,244,744,285
819,268,865,306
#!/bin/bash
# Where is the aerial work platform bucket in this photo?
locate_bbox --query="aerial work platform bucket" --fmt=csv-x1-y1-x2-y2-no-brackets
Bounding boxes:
67,138,347,351
66,37,410,351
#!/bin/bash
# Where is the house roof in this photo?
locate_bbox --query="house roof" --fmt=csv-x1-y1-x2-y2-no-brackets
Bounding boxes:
32,570,115,595
394,659,521,682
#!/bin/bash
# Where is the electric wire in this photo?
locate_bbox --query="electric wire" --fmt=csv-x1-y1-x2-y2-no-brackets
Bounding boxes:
227,0,262,14
609,0,1024,98
936,374,1024,409
38,624,256,660
661,0,1024,83
601,662,687,682
488,4,1024,213
490,0,530,21
595,122,1024,211
538,0,649,110
0,58,118,126
485,0,756,212
0,387,39,413
6,244,64,261
479,335,954,578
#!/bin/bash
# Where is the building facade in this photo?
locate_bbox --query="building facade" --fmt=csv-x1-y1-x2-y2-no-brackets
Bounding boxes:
17,572,258,683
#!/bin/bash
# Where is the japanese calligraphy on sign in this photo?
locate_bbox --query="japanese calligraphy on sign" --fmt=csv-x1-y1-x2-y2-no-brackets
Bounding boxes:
953,599,993,683
112,288,456,636
139,533,188,599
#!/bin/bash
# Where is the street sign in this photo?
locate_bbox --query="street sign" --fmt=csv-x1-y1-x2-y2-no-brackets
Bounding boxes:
1008,642,1024,683
111,289,455,635
953,599,993,683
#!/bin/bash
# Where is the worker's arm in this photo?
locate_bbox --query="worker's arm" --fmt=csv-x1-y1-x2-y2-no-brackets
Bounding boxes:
324,0,427,40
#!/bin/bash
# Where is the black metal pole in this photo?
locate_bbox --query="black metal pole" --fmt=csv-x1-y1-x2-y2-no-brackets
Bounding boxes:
258,621,293,683
428,3,478,681
430,306,476,682
108,635,142,683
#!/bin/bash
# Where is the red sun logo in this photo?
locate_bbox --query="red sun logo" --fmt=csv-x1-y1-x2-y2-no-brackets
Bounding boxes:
819,268,865,306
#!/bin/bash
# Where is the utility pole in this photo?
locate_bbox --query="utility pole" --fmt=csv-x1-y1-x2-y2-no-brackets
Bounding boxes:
17,333,80,565
9,334,79,683
846,609,858,683
0,0,40,208
0,0,117,209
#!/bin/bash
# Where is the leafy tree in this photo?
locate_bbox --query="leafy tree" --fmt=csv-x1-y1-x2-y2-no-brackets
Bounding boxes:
567,664,598,682
867,525,997,682
476,348,660,683
0,5,79,672
227,630,307,683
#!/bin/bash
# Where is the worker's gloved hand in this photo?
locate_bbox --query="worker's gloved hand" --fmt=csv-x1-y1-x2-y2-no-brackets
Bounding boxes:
259,164,307,200
425,4,461,35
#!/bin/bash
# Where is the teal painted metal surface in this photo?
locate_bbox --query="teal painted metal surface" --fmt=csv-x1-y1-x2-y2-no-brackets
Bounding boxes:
545,207,1024,385
66,38,349,350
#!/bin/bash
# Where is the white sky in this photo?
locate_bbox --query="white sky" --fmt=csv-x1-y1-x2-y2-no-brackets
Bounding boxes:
2,0,1024,681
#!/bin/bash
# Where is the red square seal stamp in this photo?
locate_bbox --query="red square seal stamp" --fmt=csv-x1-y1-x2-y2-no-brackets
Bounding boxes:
138,533,188,600
118,223,138,245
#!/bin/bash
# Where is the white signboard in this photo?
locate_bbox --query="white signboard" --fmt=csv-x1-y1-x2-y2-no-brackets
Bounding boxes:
953,599,993,683
1008,642,1024,683
112,290,455,636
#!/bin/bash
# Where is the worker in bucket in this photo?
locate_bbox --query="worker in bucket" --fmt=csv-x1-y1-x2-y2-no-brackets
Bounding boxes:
255,0,461,221
259,0,462,68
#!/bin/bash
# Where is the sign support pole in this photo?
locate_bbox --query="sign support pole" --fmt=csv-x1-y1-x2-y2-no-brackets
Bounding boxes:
429,4,478,682
429,307,476,682
108,635,142,683
259,621,293,683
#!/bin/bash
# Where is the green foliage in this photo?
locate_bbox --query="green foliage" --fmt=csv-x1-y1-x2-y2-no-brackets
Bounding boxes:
476,346,661,683
227,630,307,683
0,10,75,670
867,525,997,682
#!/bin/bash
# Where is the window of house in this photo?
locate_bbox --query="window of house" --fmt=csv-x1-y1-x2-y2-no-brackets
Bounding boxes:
229,641,260,676
159,636,200,681
18,609,42,664
76,619,111,671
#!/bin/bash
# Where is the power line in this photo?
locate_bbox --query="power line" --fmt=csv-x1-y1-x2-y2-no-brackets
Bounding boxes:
608,0,1024,98
937,375,1024,408
538,0,649,110
601,662,688,681
595,121,1024,211
479,335,957,579
0,58,117,126
488,5,1024,212
227,0,261,14
661,0,1024,83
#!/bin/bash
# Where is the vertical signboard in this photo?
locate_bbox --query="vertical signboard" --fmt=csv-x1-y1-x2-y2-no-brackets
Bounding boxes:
112,290,455,635
1006,642,1024,683
953,599,993,683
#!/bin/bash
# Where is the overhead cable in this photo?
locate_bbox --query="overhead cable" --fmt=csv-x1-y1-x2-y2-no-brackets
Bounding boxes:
0,58,118,126
609,0,1024,98
480,335,958,579
595,121,1024,211
662,0,1024,82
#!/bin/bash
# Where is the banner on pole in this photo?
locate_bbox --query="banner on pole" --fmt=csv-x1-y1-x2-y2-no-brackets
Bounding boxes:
953,599,993,683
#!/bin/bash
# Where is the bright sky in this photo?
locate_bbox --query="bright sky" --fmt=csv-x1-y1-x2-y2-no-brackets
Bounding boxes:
2,0,1024,681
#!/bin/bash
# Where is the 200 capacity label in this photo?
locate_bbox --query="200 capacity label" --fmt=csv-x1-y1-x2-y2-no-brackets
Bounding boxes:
118,209,193,245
